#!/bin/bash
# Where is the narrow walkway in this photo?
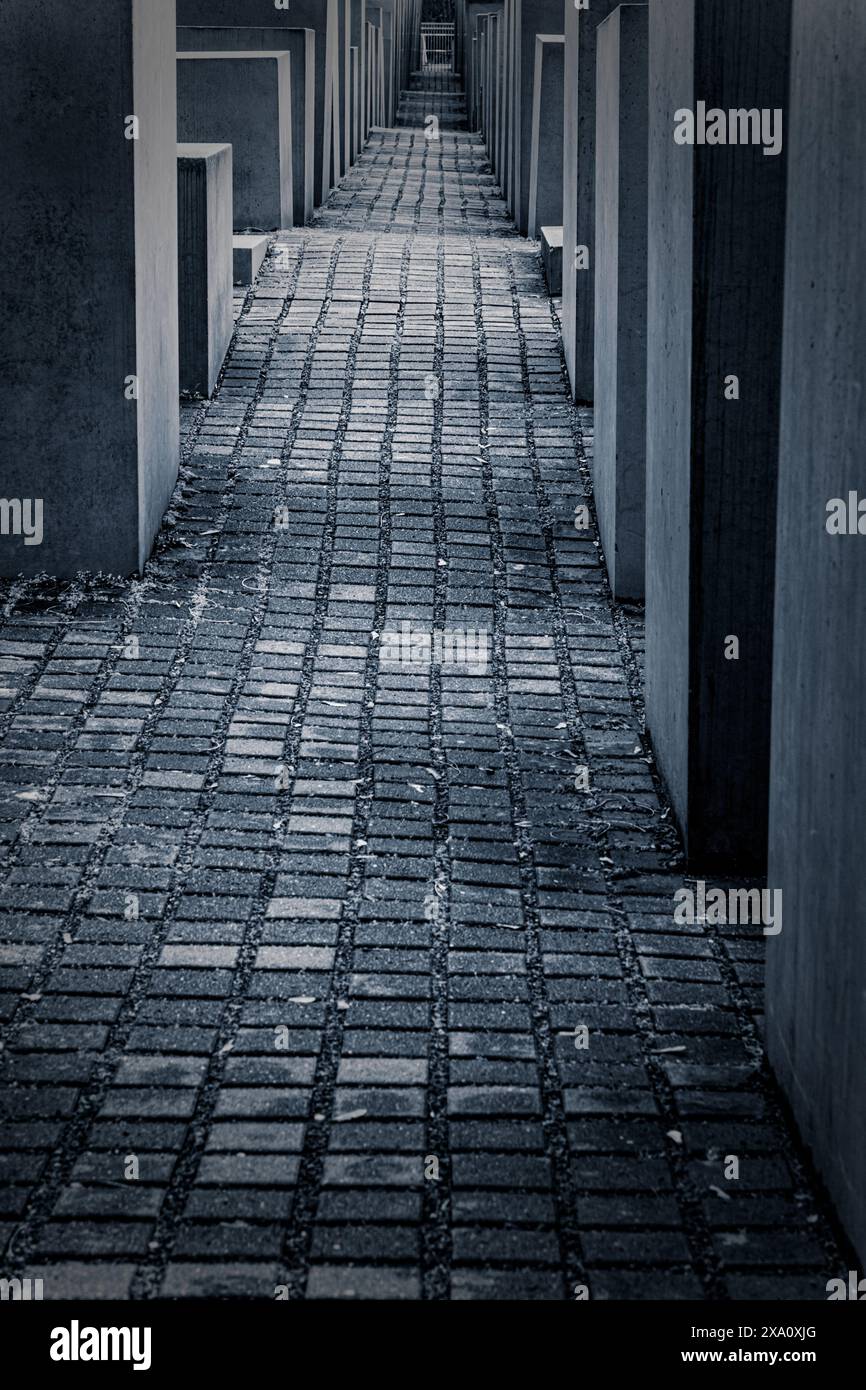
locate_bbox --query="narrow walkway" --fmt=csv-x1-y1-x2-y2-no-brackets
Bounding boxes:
0,91,847,1300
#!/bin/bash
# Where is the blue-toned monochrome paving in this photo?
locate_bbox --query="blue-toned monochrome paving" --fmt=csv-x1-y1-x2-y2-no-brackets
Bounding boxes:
0,0,863,1308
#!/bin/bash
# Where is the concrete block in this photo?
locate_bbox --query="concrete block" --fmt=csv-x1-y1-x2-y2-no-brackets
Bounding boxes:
488,13,504,178
503,0,515,207
377,21,385,126
364,23,373,137
350,46,361,163
233,234,269,286
177,0,338,205
540,226,563,295
473,7,491,158
644,0,791,869
177,52,293,231
350,1,367,148
177,143,234,398
592,5,647,601
510,1,564,238
494,11,508,175
338,0,350,175
562,0,619,402
397,0,417,96
367,11,381,127
477,15,488,135
0,0,179,579
497,2,509,185
372,1,395,128
528,34,564,240
464,4,505,166
177,26,316,225
480,16,488,139
366,19,378,131
478,9,503,164
766,0,866,1267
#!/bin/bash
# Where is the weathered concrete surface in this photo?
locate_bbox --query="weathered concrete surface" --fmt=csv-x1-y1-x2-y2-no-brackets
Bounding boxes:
375,0,396,127
644,0,791,870
496,11,508,176
367,14,385,128
477,13,490,139
528,34,564,240
487,11,504,181
350,46,361,163
504,0,516,209
298,0,341,199
365,19,376,129
350,0,367,152
232,233,269,285
177,52,293,231
177,26,316,226
338,0,349,178
592,5,647,601
0,0,179,578
177,143,234,398
498,0,510,189
177,0,336,206
465,1,498,133
766,0,866,1267
511,0,564,237
541,225,563,294
561,0,619,402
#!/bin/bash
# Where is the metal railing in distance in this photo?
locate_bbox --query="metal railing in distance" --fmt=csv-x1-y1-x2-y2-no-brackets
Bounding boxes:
420,22,454,72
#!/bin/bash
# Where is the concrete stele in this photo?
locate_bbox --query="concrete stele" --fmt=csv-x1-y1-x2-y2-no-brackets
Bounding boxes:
592,4,647,600
528,33,565,240
177,26,316,226
177,0,339,206
766,0,866,1269
561,0,619,403
177,142,234,398
644,0,792,869
177,52,294,232
0,0,179,578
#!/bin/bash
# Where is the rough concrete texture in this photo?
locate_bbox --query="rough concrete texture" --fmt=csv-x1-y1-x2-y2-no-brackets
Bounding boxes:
0,102,847,1302
350,47,361,163
351,0,367,153
177,0,337,207
381,0,399,125
338,0,349,178
464,3,503,151
475,13,489,137
324,0,342,191
177,53,294,232
645,0,791,871
766,0,866,1268
367,15,385,129
528,35,565,240
561,0,619,403
541,225,563,295
177,144,234,399
0,0,179,580
498,1,510,189
505,0,516,209
487,13,504,183
233,235,270,286
177,27,316,227
593,5,647,601
510,0,564,238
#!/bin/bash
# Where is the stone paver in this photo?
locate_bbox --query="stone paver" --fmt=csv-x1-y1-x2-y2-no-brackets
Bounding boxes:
0,85,849,1301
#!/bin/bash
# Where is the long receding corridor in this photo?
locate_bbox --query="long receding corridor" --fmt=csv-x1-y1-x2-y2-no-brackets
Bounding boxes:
0,83,849,1302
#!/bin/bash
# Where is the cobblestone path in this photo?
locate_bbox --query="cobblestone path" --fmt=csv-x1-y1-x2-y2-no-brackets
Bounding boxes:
0,98,849,1300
